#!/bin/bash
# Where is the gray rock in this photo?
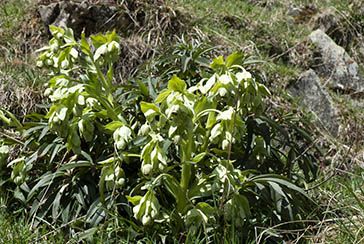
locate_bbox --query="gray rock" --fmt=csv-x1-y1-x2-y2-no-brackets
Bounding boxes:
288,69,339,136
38,3,60,26
37,1,124,37
313,7,340,34
309,29,364,91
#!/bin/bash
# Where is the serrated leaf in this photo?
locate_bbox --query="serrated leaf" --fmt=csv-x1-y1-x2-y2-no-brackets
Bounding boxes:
252,174,307,197
50,144,64,163
168,75,186,92
105,121,124,131
258,83,271,96
0,107,24,131
155,89,171,104
39,143,54,157
81,151,93,164
52,184,68,220
27,171,65,201
140,102,160,114
210,56,225,71
91,33,108,49
38,125,50,142
269,181,286,198
225,52,244,68
63,28,75,44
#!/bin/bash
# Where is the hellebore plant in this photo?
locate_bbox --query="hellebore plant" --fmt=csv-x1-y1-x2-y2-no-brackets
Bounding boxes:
0,26,316,240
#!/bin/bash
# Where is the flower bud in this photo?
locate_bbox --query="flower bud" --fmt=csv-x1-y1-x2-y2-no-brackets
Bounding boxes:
142,215,152,226
222,139,229,150
142,164,153,176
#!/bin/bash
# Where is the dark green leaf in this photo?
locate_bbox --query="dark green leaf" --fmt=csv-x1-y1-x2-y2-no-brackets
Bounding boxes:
137,80,149,97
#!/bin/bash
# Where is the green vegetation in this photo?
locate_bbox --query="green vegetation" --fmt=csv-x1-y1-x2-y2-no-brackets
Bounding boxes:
1,0,364,243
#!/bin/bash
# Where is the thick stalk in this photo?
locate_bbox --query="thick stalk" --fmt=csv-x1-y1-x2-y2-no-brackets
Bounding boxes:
94,61,112,104
92,59,128,124
180,120,194,192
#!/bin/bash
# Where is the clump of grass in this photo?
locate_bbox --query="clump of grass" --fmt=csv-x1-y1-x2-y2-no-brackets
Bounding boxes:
0,198,68,243
0,209,33,243
307,166,364,243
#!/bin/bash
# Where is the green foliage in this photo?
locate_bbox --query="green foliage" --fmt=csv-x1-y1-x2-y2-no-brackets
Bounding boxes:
0,26,321,242
145,32,217,85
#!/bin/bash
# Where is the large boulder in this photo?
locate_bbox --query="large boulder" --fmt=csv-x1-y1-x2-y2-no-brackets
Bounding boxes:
309,29,364,92
288,69,339,136
37,1,128,37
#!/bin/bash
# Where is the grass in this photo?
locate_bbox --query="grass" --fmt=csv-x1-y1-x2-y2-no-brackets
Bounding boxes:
1,0,364,243
0,206,32,243
308,166,364,243
0,204,67,243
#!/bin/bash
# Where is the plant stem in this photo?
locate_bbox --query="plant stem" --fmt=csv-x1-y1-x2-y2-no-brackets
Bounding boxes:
180,120,194,192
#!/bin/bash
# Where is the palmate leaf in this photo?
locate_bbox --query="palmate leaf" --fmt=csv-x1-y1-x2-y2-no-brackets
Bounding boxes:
59,161,93,171
210,56,225,71
188,175,214,200
50,143,65,164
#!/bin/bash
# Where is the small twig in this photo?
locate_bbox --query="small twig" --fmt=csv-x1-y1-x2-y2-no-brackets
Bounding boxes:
31,215,87,243
0,131,24,145
314,191,341,242
291,138,320,165
271,41,301,61
306,122,355,191
255,219,321,244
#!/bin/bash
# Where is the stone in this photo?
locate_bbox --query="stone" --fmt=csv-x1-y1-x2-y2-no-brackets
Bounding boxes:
309,29,364,92
288,69,339,136
313,7,340,34
37,1,124,37
286,5,318,23
38,2,60,26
